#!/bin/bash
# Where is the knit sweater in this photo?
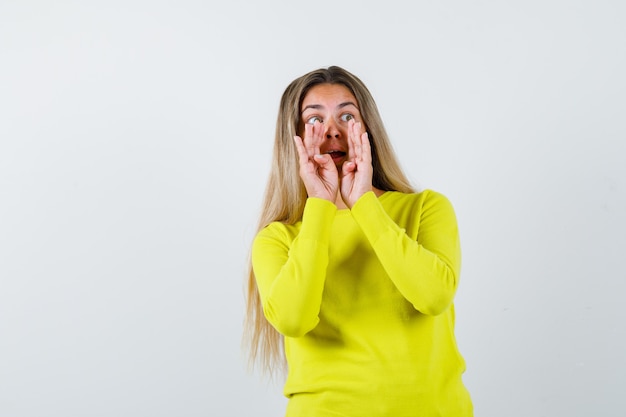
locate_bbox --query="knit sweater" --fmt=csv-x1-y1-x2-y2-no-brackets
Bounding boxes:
252,190,473,416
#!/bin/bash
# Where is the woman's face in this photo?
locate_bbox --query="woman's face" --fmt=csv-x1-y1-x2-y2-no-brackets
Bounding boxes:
299,83,365,167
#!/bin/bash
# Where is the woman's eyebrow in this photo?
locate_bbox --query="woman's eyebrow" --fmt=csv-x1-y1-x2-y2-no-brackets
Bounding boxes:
301,104,323,113
301,102,359,114
337,101,358,109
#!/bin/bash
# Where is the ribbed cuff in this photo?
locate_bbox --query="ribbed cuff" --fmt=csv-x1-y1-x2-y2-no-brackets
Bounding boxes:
299,197,337,242
351,191,393,245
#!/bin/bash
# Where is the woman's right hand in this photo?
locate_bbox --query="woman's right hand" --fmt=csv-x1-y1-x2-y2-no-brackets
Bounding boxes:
293,121,339,203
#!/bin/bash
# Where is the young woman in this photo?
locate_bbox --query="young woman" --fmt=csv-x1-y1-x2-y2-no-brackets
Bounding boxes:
245,66,473,416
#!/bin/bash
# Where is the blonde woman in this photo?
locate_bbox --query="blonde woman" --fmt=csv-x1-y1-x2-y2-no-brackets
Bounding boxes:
245,66,473,416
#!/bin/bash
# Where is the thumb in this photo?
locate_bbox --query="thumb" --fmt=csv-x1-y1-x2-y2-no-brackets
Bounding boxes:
341,160,356,176
314,154,334,170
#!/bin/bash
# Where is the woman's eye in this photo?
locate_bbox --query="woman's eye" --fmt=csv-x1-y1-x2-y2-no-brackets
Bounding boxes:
340,113,354,122
306,116,322,125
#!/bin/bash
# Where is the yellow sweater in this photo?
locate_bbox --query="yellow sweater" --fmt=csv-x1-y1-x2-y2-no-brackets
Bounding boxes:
252,190,473,416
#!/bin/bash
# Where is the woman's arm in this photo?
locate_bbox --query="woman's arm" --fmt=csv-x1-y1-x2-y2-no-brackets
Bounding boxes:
351,190,461,316
252,198,336,337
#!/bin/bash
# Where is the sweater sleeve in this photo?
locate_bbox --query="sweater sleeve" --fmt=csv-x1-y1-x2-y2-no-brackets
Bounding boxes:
251,198,336,337
350,191,461,316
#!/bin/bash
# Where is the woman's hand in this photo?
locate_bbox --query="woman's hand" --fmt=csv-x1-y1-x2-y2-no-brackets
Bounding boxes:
293,121,339,203
340,120,373,208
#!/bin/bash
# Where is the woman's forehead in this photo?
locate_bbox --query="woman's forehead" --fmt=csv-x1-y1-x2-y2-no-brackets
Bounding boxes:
301,84,358,110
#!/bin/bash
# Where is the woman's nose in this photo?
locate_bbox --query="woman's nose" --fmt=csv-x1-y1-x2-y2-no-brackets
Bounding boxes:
324,118,341,139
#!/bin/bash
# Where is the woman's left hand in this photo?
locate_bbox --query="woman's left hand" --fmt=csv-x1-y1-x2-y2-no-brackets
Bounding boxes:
340,120,374,208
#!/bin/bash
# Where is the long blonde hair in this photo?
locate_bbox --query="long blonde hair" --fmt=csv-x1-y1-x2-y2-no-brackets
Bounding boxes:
244,66,415,375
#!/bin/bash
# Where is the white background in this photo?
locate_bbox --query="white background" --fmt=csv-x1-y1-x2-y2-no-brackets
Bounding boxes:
1,1,624,416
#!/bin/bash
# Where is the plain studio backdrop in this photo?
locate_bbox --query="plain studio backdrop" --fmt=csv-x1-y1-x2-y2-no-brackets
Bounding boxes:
1,1,624,416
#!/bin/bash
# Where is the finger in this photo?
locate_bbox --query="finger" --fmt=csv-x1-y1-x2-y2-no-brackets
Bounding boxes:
312,120,325,155
303,123,317,158
351,121,363,161
351,121,370,163
293,135,311,166
304,121,325,156
346,119,356,161
359,130,371,164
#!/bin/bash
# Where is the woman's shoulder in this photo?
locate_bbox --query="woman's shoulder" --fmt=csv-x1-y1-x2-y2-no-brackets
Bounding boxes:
380,189,457,229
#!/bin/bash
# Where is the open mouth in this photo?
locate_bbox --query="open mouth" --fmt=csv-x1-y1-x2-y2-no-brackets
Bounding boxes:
325,150,346,162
